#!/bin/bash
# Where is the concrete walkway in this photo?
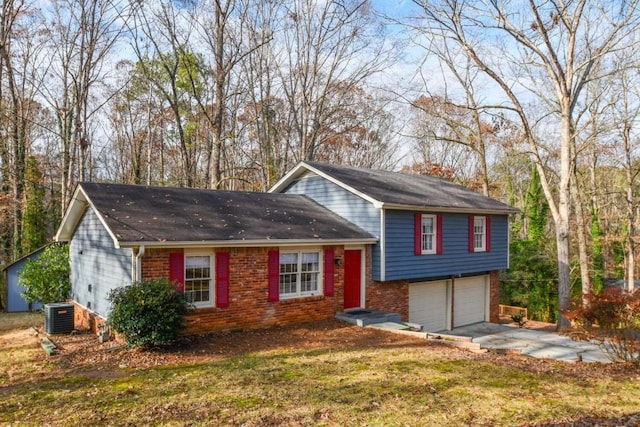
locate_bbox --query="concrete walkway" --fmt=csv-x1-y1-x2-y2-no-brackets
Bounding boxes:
336,311,612,363
446,322,611,363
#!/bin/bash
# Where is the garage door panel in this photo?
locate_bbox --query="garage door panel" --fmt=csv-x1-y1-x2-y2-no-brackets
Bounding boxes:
454,276,487,327
409,280,447,332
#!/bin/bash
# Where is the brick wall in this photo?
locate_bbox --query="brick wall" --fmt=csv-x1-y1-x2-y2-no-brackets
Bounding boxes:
489,270,500,323
141,246,346,334
72,301,106,333
366,280,409,321
141,247,178,281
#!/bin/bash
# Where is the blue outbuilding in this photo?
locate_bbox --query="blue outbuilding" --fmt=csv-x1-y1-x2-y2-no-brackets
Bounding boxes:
2,245,47,312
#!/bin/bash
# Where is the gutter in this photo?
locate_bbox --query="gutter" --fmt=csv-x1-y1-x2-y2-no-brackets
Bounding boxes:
118,238,378,249
379,202,519,215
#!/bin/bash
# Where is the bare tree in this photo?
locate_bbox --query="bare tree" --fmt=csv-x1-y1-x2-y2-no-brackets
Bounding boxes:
39,0,128,213
414,0,640,328
611,65,640,291
187,0,254,189
410,94,500,195
0,0,47,260
0,0,26,260
103,59,167,185
312,83,399,169
277,0,389,162
236,0,291,189
235,0,394,188
407,34,504,196
130,1,214,187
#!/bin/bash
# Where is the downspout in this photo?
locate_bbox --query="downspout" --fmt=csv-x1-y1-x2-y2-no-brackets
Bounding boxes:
132,245,145,283
380,208,386,282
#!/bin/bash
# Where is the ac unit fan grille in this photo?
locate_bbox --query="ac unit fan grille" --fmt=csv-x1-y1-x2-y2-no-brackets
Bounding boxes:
45,303,74,334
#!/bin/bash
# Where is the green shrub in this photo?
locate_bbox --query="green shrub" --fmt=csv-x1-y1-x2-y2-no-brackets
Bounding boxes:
107,279,192,348
566,287,640,365
20,243,70,305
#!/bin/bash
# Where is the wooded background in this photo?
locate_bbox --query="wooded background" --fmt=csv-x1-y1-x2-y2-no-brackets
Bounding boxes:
1,0,638,323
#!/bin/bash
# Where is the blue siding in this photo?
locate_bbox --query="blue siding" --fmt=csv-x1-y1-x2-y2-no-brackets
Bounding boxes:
6,255,43,312
384,210,509,281
284,175,382,278
70,208,132,318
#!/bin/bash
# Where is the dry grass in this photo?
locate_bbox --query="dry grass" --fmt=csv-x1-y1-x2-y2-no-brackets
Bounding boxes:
1,315,640,426
0,311,43,332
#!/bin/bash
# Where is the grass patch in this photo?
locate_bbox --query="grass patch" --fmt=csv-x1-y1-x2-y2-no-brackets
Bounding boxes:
2,325,640,425
0,311,43,332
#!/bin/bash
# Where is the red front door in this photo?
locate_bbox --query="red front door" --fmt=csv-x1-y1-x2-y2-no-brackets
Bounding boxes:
344,249,362,309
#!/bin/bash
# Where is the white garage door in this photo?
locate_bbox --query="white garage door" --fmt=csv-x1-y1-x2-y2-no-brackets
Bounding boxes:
453,276,488,328
409,280,448,332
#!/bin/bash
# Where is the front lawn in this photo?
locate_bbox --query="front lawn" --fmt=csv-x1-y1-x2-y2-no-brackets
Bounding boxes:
1,313,639,426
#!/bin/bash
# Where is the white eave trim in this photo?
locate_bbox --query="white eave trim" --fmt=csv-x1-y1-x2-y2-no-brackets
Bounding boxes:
117,237,379,249
380,202,519,215
269,161,384,208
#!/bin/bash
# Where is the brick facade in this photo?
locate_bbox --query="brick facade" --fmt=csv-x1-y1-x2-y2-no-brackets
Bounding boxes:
73,245,501,335
141,246,347,334
367,279,409,321
73,301,106,334
489,270,500,323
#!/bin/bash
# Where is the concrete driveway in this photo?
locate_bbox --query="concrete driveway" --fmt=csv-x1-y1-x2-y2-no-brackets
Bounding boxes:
336,310,612,363
447,322,612,363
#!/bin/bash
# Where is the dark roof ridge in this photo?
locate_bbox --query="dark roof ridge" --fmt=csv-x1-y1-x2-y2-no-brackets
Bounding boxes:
296,161,519,213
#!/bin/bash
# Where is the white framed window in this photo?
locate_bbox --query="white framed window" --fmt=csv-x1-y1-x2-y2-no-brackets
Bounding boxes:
279,250,322,298
421,214,437,254
184,252,214,307
474,216,486,252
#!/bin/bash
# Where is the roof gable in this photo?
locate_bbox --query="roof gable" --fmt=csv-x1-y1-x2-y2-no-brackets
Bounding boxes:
270,161,519,214
56,183,376,247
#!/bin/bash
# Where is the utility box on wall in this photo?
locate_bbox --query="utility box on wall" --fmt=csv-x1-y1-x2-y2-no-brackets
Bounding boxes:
45,303,74,334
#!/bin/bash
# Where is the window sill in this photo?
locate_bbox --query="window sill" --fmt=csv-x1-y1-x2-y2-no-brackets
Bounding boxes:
191,302,214,309
278,294,325,303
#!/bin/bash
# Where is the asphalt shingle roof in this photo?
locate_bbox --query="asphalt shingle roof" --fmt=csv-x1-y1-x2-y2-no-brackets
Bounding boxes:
79,183,375,244
303,162,519,213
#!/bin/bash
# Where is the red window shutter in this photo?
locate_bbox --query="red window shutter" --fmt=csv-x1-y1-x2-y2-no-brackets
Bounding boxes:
486,216,491,252
216,252,230,308
267,250,280,302
436,214,443,255
414,213,422,255
468,216,475,253
169,252,184,292
324,247,335,296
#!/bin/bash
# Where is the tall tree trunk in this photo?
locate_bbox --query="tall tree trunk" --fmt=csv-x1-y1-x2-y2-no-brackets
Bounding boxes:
623,123,636,291
0,3,26,258
571,169,591,306
556,110,573,328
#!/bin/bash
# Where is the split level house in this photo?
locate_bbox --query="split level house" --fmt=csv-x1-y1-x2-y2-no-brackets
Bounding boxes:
55,161,518,334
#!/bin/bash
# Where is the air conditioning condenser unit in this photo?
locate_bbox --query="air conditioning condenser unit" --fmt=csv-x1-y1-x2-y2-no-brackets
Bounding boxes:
45,303,74,334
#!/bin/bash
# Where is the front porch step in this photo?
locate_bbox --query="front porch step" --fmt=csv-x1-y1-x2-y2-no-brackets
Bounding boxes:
335,309,402,326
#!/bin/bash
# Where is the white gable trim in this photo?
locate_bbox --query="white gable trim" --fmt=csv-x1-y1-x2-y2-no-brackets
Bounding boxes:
269,161,384,208
54,184,122,249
